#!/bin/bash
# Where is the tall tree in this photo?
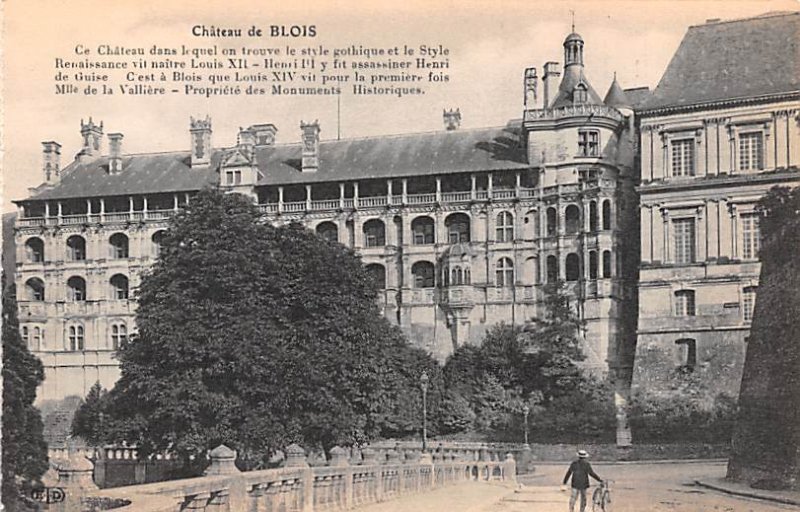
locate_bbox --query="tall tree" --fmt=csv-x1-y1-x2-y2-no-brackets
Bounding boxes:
2,282,48,510
99,188,440,468
442,281,615,442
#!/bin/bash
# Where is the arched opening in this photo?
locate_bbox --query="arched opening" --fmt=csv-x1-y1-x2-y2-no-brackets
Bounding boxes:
110,233,129,259
589,251,598,279
495,211,514,242
546,255,559,283
523,209,539,240
362,219,386,247
67,276,87,302
495,257,514,287
546,207,557,236
589,201,598,231
111,323,128,350
25,278,45,301
110,274,129,300
565,253,581,281
565,204,581,234
451,266,464,286
602,200,612,230
67,235,87,261
525,257,539,284
152,230,167,257
602,250,612,278
68,324,85,351
445,213,470,244
365,263,386,290
316,222,339,244
411,216,435,245
411,261,435,288
25,237,45,263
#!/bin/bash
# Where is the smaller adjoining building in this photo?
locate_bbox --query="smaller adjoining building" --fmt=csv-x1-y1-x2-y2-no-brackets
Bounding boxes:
631,12,800,404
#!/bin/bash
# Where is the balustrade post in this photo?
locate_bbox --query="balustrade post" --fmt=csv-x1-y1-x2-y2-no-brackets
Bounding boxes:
329,446,353,509
284,444,313,512
248,483,267,512
184,492,211,510
503,453,517,483
206,488,230,510
204,445,240,476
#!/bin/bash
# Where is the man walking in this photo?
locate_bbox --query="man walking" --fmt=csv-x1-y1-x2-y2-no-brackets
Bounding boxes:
562,450,603,512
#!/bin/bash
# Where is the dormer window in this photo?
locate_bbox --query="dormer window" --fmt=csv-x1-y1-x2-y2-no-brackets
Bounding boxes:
578,130,599,157
573,84,588,104
225,170,242,186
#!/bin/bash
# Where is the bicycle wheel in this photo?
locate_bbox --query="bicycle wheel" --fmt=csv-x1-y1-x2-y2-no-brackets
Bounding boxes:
601,491,612,512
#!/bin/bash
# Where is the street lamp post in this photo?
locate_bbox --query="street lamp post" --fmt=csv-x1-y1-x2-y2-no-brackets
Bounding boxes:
420,370,429,453
523,405,530,447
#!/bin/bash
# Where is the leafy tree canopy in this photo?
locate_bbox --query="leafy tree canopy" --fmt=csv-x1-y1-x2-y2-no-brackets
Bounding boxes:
98,188,440,467
441,281,615,442
2,283,48,510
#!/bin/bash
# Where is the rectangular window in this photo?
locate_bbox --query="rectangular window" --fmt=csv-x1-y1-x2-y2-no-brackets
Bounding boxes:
739,132,763,171
671,139,695,177
743,286,757,323
578,130,599,157
675,290,696,316
673,218,696,264
741,213,761,260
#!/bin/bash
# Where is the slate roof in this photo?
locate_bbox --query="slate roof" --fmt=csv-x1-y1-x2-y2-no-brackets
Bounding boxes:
604,77,630,108
623,87,652,109
24,125,529,201
642,11,800,111
550,67,604,108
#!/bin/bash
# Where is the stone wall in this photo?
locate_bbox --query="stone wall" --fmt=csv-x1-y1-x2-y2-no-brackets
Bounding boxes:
727,218,800,491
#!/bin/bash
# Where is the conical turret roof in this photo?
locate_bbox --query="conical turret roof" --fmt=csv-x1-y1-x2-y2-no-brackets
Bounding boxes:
604,74,631,108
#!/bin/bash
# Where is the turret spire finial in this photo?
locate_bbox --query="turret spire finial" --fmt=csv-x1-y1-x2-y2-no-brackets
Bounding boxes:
570,9,575,32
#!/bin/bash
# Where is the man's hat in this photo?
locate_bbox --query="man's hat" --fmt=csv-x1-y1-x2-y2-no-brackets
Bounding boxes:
577,450,589,458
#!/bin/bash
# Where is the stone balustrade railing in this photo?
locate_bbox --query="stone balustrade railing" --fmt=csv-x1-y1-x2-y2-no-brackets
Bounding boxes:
81,443,516,512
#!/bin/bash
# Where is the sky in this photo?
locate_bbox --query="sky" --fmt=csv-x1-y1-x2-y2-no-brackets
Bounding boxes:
3,0,798,211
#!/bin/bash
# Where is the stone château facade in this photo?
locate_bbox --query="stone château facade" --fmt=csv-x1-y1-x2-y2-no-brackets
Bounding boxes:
631,12,800,401
14,30,641,403
12,13,800,407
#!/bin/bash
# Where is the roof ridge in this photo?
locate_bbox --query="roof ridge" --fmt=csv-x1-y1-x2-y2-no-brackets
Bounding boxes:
63,124,518,159
689,10,799,29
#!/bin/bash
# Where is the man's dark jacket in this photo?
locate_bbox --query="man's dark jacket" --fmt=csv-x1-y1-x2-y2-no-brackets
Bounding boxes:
563,459,602,489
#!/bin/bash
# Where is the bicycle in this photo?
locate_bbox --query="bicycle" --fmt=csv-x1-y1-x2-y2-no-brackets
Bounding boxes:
592,479,612,512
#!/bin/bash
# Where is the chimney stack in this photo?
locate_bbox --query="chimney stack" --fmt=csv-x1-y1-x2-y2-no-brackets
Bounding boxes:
542,62,561,108
79,118,103,156
524,67,538,108
108,133,124,174
249,124,279,146
300,121,320,172
443,108,461,131
237,127,256,160
190,116,213,168
42,141,62,184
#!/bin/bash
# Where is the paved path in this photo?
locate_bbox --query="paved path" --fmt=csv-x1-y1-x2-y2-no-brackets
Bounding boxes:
354,481,512,512
354,462,800,512
486,462,799,512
